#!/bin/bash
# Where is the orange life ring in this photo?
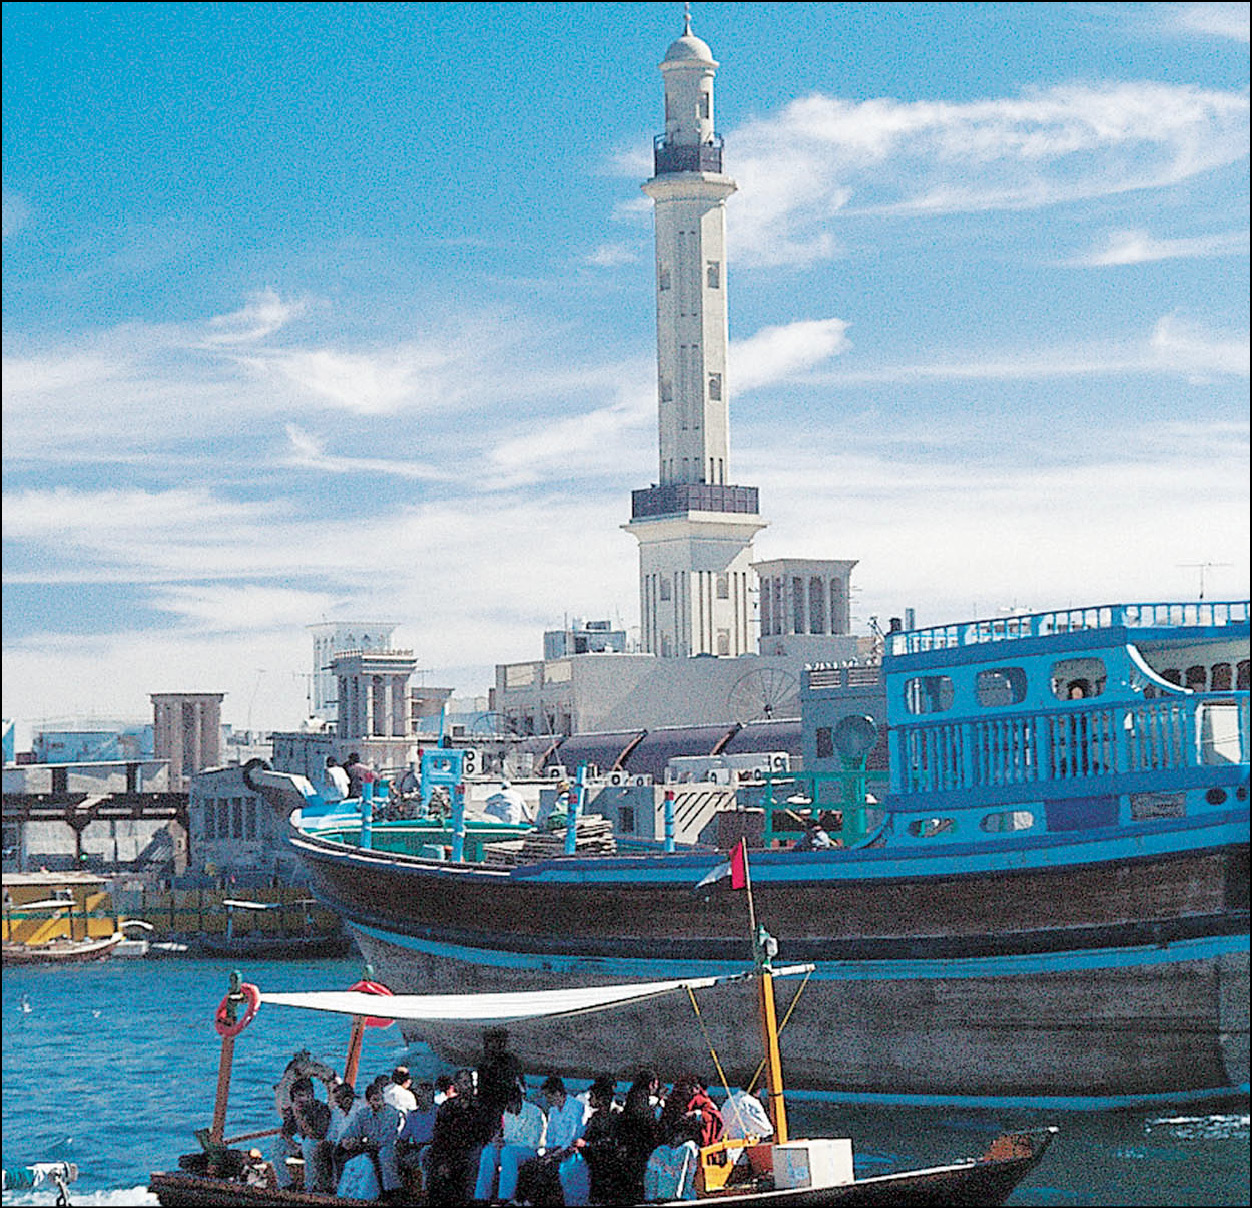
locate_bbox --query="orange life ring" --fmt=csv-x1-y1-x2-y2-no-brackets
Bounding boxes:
214,982,261,1038
348,978,395,1028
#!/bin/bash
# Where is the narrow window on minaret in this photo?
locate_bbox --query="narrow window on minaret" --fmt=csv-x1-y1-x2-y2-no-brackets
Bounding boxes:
706,261,720,289
708,373,722,401
659,267,671,291
660,378,673,403
700,92,710,119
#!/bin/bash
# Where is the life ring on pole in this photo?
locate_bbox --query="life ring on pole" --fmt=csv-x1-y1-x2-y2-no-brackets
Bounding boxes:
348,978,395,1028
214,982,261,1038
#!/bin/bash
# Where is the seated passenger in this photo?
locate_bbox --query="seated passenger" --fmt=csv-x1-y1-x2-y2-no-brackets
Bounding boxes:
515,1075,589,1206
616,1071,663,1204
576,1075,624,1205
474,1085,547,1202
397,1079,436,1198
337,1076,402,1201
426,1068,481,1205
270,1076,330,1191
722,1077,772,1141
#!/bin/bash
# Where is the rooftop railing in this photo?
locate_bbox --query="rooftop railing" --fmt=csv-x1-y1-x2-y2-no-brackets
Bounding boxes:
889,601,1249,657
631,482,759,519
653,133,724,175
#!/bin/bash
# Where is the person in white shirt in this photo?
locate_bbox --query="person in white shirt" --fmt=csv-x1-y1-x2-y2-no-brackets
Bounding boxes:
515,1076,589,1206
722,1080,773,1140
323,756,351,802
382,1066,418,1116
474,1087,547,1201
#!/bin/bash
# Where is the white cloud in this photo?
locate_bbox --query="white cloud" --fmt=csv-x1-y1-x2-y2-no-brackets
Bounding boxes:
725,82,1248,264
802,316,1248,386
584,243,639,268
1170,2,1250,41
204,289,310,344
1075,227,1249,265
732,319,850,391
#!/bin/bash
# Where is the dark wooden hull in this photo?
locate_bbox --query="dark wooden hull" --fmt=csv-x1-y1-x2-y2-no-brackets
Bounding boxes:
148,1127,1056,1207
287,816,1249,1103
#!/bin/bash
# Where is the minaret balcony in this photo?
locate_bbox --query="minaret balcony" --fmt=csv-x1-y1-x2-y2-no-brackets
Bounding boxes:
632,482,758,519
653,133,724,175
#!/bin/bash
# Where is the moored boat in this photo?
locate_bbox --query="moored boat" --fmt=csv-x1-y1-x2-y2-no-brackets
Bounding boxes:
2,871,126,964
148,926,1057,1207
250,600,1250,1108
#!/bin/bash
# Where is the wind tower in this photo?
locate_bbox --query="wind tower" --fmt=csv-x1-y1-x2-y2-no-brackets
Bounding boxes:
625,10,765,659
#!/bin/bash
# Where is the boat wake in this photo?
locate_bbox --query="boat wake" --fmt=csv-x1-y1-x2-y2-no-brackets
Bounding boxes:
1147,1114,1251,1141
0,1190,158,1208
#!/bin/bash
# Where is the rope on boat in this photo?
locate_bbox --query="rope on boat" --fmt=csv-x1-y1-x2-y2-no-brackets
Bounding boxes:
685,984,734,1105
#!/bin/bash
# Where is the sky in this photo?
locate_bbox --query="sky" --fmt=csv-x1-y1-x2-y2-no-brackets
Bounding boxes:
3,1,1248,739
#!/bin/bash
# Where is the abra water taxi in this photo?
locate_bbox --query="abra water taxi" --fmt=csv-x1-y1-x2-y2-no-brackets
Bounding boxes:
2,872,125,964
148,916,1056,1207
247,600,1250,1109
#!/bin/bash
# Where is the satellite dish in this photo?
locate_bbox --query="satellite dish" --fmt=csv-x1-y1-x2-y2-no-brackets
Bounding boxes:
728,669,800,723
833,714,878,760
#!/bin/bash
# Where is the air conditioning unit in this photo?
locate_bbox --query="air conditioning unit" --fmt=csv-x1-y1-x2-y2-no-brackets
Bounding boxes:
607,770,628,786
769,753,790,772
631,774,652,787
584,764,599,779
461,748,482,776
705,769,732,785
548,765,568,780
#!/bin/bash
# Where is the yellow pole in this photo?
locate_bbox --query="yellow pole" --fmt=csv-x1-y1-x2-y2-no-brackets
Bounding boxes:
757,969,789,1144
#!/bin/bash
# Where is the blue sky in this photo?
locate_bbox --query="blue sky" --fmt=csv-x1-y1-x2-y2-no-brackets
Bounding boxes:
3,1,1248,736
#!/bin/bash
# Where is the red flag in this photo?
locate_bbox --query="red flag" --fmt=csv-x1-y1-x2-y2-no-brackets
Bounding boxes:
694,838,749,891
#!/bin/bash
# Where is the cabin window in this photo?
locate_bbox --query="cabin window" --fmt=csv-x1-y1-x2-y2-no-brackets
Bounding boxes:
907,817,956,838
904,676,955,715
1199,702,1245,765
1162,668,1182,686
815,727,834,759
1130,792,1185,820
619,806,636,834
706,260,720,288
1238,660,1250,690
217,799,229,839
979,809,1035,833
1050,658,1107,701
204,801,216,840
231,798,243,839
1211,663,1233,690
1185,665,1207,691
245,799,257,840
976,666,1028,706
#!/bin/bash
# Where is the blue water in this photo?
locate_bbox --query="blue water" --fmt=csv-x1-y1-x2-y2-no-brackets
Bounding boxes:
2,957,1248,1206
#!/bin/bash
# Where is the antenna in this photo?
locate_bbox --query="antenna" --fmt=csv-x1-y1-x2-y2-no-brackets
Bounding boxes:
1178,562,1233,600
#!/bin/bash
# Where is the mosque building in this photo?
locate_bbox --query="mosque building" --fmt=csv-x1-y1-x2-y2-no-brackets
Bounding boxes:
490,14,870,739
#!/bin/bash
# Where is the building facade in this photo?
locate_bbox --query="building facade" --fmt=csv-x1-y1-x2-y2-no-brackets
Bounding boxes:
151,693,225,789
307,621,398,720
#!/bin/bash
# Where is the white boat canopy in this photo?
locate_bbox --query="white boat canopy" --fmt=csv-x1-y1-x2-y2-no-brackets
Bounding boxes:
258,965,813,1025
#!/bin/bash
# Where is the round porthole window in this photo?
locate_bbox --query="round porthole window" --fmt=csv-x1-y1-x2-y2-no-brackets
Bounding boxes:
1205,788,1228,806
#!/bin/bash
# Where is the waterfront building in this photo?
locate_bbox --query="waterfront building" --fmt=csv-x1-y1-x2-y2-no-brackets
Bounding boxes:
307,621,398,721
151,692,225,790
490,16,878,740
543,618,627,661
187,763,297,883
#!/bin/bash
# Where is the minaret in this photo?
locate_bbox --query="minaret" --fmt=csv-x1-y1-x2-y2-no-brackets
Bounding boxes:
625,13,765,659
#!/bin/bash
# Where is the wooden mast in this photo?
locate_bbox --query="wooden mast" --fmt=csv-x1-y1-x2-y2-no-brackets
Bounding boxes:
742,844,789,1144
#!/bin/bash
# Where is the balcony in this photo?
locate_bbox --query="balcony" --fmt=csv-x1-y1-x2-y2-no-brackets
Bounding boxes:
631,482,759,519
653,133,724,175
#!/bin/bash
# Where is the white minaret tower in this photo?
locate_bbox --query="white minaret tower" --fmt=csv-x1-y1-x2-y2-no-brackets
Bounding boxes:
625,11,765,659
